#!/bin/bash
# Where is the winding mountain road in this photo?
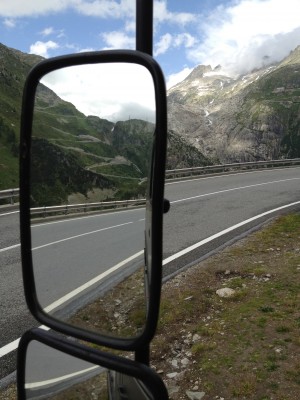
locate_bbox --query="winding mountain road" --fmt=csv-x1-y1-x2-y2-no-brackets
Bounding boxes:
1,167,300,384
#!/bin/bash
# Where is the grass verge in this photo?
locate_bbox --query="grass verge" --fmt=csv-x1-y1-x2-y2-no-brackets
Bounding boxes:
151,213,300,399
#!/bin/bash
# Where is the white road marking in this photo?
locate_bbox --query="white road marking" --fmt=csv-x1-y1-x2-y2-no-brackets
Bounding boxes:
25,366,99,389
2,195,300,359
0,222,134,253
166,166,300,186
0,326,49,358
0,251,144,357
0,210,19,217
44,250,144,313
170,177,300,204
0,243,20,253
32,221,133,251
163,200,300,265
32,207,143,227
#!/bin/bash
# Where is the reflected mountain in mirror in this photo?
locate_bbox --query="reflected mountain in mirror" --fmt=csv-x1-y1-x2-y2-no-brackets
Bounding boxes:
29,63,156,338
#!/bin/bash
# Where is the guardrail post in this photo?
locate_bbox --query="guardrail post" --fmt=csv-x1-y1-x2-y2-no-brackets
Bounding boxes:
10,190,14,205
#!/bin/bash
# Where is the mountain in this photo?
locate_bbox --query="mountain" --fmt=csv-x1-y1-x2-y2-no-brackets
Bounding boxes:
168,46,300,162
0,43,208,198
0,43,43,189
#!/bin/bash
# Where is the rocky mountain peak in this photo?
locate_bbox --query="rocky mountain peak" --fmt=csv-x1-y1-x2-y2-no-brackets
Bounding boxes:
185,65,213,81
168,44,300,163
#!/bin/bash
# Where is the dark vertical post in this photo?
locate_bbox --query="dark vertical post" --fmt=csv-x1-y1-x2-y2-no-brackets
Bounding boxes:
134,0,154,367
135,344,150,365
136,0,153,56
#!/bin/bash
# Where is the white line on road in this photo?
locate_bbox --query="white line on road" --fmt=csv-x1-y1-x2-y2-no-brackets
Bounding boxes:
165,166,300,186
0,177,298,252
0,221,140,253
0,243,20,253
44,250,144,313
32,221,134,251
32,207,143,227
170,177,300,204
2,200,300,360
0,210,19,217
0,326,49,358
163,200,300,265
0,254,146,358
25,366,99,389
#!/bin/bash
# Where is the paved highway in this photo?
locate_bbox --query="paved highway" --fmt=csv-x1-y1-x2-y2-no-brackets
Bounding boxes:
1,167,300,384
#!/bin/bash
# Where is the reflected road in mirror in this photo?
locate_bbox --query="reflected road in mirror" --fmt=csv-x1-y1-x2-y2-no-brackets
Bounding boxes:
31,208,146,336
24,340,107,399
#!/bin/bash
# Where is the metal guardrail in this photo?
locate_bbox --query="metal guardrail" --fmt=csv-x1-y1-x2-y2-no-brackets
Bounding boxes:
165,158,300,179
30,198,146,218
1,158,300,216
0,188,19,204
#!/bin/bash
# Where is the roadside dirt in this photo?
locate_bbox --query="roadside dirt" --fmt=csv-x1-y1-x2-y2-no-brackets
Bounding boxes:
151,213,300,400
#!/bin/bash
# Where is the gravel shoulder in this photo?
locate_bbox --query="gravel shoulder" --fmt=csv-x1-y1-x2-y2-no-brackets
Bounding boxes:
151,213,300,400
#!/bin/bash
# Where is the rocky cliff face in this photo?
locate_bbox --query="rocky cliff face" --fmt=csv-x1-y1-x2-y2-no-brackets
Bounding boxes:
168,46,300,163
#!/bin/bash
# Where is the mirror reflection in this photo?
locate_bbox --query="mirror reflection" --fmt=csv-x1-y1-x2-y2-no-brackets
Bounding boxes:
29,63,156,338
22,339,161,400
24,340,108,399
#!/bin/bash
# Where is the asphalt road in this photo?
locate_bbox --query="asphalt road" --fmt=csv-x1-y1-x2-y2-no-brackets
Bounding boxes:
31,209,145,310
1,167,300,384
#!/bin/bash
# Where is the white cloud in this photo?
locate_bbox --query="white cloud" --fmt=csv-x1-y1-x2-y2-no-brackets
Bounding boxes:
188,0,300,76
166,67,193,89
0,0,196,26
154,32,197,57
174,33,196,48
154,0,197,26
101,31,135,49
40,27,54,36
41,62,156,122
3,18,16,28
29,40,59,58
0,0,71,17
124,19,135,33
154,33,172,57
0,0,135,18
75,0,135,19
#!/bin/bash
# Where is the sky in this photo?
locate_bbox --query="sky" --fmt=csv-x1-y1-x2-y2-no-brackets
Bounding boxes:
1,0,300,119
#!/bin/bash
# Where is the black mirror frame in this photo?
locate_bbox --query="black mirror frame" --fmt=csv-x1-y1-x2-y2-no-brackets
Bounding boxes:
19,50,167,351
17,328,169,400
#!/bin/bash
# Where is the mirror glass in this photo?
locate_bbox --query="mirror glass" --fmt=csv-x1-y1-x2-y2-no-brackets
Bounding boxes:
29,63,156,338
22,339,156,400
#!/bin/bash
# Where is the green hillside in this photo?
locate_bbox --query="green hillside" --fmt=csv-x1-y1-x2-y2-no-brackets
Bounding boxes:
0,43,210,200
0,43,39,189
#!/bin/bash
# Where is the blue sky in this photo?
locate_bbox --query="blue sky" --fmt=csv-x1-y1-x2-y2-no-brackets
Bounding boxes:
1,0,300,88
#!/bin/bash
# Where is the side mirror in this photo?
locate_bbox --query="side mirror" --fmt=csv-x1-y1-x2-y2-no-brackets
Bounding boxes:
17,328,169,399
20,50,167,350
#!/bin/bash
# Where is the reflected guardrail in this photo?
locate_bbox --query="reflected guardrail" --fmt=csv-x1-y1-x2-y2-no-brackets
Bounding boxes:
30,199,146,218
165,158,300,180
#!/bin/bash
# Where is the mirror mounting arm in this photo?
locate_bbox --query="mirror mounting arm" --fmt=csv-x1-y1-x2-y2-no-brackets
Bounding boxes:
136,0,153,56
135,344,150,365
